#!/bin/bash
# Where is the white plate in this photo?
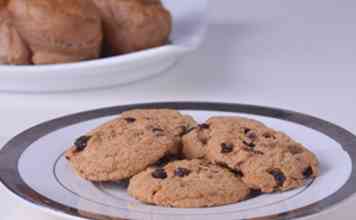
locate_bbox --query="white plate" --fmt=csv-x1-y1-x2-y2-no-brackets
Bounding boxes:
0,1,208,92
0,102,355,220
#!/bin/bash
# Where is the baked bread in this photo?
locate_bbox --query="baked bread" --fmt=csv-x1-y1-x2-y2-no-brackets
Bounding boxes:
92,0,172,55
7,0,103,64
0,8,30,64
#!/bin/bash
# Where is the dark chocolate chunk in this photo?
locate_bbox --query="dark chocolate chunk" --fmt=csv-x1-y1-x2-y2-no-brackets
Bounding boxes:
303,166,313,178
152,168,167,179
74,135,91,152
243,128,251,134
154,155,181,167
175,167,191,177
216,161,230,169
246,131,257,141
231,169,244,177
221,143,234,153
269,169,286,187
124,117,136,123
248,188,262,199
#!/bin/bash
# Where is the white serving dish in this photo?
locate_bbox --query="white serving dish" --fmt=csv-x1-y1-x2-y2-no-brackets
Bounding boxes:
0,0,208,92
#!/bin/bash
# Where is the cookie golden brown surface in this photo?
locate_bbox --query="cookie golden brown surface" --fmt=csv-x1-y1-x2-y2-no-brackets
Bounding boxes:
128,159,250,208
65,109,195,182
182,116,320,193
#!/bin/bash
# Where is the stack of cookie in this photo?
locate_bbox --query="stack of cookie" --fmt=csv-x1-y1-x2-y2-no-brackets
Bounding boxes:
66,109,320,208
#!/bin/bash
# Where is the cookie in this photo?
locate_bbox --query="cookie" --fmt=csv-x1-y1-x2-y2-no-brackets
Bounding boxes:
65,113,180,181
182,117,266,159
183,116,320,192
239,144,320,192
121,109,197,154
128,159,250,208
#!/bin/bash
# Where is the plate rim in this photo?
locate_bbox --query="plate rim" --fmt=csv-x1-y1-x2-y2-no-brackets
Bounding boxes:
0,102,355,220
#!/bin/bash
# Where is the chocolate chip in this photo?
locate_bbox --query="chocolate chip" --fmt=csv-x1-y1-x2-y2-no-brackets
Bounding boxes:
248,188,262,199
303,167,313,178
175,167,191,177
155,154,181,167
246,131,257,140
243,128,251,134
243,140,256,148
74,136,91,152
216,161,230,169
152,128,164,136
124,117,136,123
198,123,210,129
221,143,234,153
232,169,244,177
269,169,286,187
152,168,167,179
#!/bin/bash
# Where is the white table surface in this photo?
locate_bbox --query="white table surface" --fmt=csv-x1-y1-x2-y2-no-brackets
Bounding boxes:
1,0,356,219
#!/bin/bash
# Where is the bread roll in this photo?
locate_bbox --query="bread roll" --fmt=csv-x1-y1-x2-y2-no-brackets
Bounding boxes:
0,8,30,64
7,0,103,64
92,0,172,55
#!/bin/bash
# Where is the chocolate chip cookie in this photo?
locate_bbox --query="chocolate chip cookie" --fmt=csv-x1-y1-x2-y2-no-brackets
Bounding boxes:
183,116,320,192
65,109,195,181
239,144,319,192
128,159,250,208
121,109,197,154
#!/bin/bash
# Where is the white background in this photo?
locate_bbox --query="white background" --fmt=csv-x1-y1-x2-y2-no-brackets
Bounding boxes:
1,0,356,219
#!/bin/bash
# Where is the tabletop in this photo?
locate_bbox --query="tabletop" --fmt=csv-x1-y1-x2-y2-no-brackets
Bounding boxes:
1,0,356,219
